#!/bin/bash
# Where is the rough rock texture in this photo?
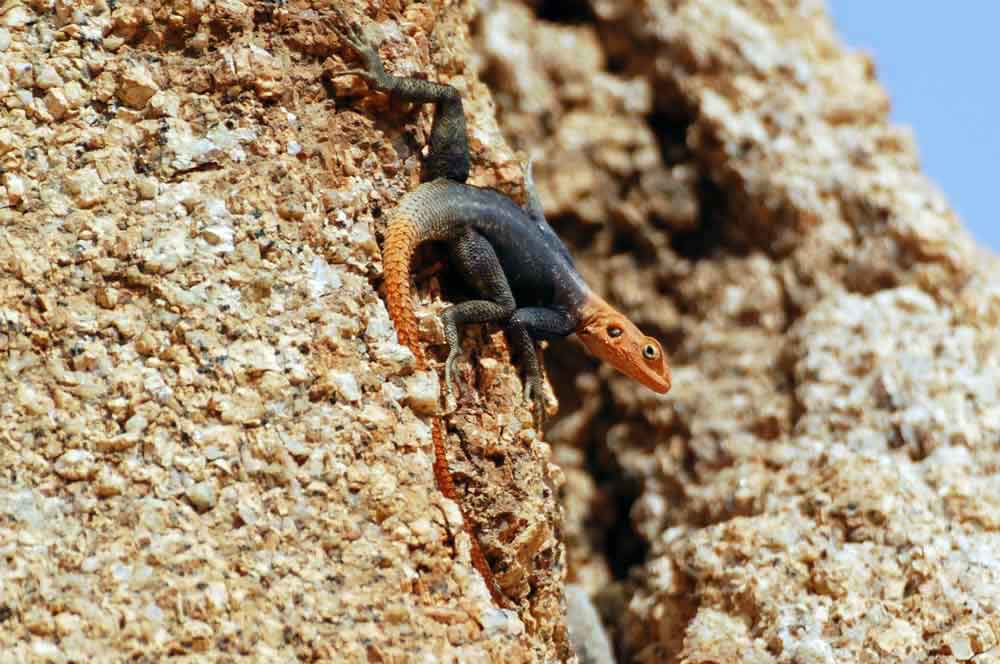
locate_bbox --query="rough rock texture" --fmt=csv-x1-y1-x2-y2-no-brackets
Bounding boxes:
476,1,1000,663
0,1,563,661
3,0,1000,663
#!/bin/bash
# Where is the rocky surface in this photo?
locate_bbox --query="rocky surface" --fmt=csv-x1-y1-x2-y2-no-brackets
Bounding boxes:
2,0,999,663
476,1,1000,663
0,1,562,661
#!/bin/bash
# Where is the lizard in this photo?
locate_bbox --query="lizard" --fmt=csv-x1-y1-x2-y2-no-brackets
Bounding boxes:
324,9,672,607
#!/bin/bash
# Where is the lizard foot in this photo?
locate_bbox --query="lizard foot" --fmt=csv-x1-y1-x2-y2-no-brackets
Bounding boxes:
443,349,463,412
524,375,546,431
325,7,387,86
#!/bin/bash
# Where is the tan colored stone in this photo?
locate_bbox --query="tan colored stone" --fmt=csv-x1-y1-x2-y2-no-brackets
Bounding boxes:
116,63,158,109
3,0,998,662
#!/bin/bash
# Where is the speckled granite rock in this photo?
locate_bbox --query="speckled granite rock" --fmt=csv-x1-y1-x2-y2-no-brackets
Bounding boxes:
476,1,1000,663
0,1,563,661
4,0,999,662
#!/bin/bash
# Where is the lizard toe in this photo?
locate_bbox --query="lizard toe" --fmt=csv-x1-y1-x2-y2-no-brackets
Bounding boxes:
533,394,546,431
326,9,383,82
444,352,462,402
328,7,366,47
524,377,546,430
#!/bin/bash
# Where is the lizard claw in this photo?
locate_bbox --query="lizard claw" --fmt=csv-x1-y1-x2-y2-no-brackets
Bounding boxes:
443,350,462,409
524,376,546,431
324,7,385,86
327,6,368,51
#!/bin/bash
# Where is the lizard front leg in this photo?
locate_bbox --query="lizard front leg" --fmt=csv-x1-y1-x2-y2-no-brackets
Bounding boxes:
443,234,571,428
442,229,516,405
506,307,577,428
503,322,545,428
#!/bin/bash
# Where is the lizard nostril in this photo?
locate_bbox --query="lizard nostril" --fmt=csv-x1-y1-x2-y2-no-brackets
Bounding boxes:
643,344,658,360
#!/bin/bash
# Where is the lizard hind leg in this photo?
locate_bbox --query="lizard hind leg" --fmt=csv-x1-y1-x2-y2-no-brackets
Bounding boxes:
321,7,387,85
442,230,517,406
326,7,471,183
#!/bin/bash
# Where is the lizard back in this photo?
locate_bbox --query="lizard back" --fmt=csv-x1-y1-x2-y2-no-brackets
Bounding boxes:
397,179,589,318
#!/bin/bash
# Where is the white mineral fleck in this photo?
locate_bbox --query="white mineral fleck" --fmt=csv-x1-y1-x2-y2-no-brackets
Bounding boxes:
206,125,256,160
31,641,62,659
143,228,193,274
404,370,439,414
372,342,414,374
201,224,234,252
164,126,221,173
143,368,174,403
117,64,159,109
949,636,974,660
54,612,81,636
34,63,62,89
148,90,180,117
53,450,96,481
4,173,25,205
186,481,217,512
45,88,69,119
0,128,18,155
206,582,229,611
364,301,395,342
124,413,148,434
156,181,200,213
481,608,524,637
329,371,362,402
64,167,104,208
380,381,405,403
95,468,126,497
230,340,280,374
309,257,344,298
13,63,32,87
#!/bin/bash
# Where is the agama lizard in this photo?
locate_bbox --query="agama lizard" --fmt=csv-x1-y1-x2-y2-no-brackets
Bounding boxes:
326,9,671,606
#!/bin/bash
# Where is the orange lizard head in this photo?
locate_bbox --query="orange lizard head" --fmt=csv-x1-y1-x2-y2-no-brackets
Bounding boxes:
576,294,671,394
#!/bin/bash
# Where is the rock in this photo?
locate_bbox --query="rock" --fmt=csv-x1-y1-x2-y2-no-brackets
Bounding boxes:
117,63,159,109
2,0,996,662
33,63,62,89
4,173,25,206
64,167,104,208
2,6,34,28
53,450,96,481
329,370,362,403
565,585,615,664
95,468,127,497
403,370,440,414
186,481,217,512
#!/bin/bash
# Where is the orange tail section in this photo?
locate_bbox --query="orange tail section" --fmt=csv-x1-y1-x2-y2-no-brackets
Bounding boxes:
383,212,423,363
382,211,506,607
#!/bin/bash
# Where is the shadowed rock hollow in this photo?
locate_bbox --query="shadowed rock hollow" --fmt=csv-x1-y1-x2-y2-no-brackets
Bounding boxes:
2,1,998,662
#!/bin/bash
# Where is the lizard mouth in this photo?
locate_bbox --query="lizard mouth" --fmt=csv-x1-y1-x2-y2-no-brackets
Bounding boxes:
578,330,672,393
633,361,672,393
576,295,672,394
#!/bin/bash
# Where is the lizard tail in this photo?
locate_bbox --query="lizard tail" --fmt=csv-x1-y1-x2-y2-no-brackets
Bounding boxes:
432,418,507,607
383,211,425,366
382,208,508,607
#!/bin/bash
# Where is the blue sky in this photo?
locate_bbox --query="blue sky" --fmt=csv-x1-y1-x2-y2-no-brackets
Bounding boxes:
830,4,998,251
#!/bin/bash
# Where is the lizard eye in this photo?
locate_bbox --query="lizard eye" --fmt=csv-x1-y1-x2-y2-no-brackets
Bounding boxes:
607,325,623,338
643,344,659,360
